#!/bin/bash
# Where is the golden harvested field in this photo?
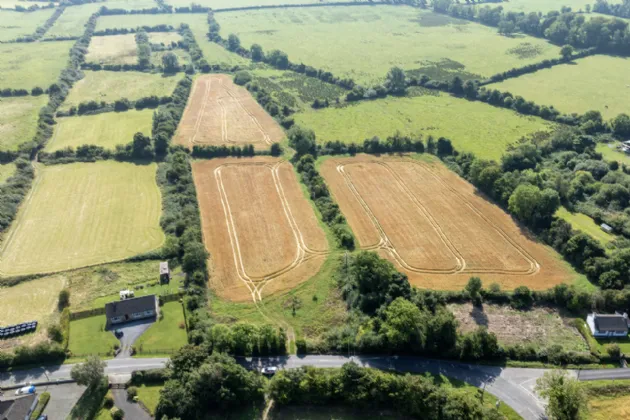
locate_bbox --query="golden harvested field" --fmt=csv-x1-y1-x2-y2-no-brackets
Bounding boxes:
321,155,574,290
86,34,138,65
175,74,285,149
192,157,328,302
0,162,164,277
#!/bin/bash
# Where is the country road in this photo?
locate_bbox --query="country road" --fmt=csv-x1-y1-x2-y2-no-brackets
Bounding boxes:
2,355,629,420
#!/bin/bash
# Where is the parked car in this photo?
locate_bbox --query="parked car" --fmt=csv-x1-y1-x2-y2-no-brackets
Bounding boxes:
15,385,35,395
114,329,123,338
261,366,278,376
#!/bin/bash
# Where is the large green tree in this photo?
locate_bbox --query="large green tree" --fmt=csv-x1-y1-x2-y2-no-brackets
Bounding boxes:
71,355,106,388
385,66,407,94
535,370,587,420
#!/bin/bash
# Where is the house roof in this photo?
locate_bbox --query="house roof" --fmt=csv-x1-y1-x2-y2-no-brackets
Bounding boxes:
105,295,156,319
159,261,169,274
0,394,36,420
594,314,628,333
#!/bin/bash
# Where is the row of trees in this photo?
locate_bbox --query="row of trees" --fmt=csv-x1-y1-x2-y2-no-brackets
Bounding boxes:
93,24,176,36
191,143,282,158
13,6,65,42
593,0,630,19
135,30,151,69
0,87,44,97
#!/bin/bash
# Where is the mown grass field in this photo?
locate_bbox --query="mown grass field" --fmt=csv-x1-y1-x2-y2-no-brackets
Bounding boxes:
68,315,118,356
0,162,164,276
45,3,102,38
0,8,54,41
47,110,153,152
556,207,615,245
488,55,630,120
0,41,73,89
134,301,188,353
0,163,15,184
149,31,181,44
60,71,181,111
216,5,561,85
0,95,48,151
597,142,630,165
86,34,138,65
501,0,593,13
295,92,552,160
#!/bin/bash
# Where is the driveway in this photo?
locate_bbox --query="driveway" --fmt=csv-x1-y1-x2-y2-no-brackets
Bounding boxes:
110,318,155,358
111,388,152,420
41,383,86,420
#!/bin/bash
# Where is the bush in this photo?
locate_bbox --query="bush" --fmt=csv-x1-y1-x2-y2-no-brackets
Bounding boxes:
58,289,70,310
234,71,252,86
127,386,138,400
103,392,114,409
111,407,124,420
47,324,63,343
607,343,621,360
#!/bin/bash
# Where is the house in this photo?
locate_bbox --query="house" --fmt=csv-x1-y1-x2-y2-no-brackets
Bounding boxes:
0,393,37,420
601,223,613,234
159,261,170,284
105,295,159,329
587,312,629,338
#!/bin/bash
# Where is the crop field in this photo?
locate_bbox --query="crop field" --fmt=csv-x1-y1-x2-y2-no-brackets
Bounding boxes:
449,303,588,352
501,0,593,13
0,8,54,41
193,157,329,302
488,55,630,120
0,163,16,184
60,71,181,111
555,207,615,245
45,3,103,38
296,91,551,160
174,74,285,149
216,5,561,85
0,162,164,277
321,155,575,290
0,95,48,151
0,41,73,90
86,34,138,65
47,110,153,152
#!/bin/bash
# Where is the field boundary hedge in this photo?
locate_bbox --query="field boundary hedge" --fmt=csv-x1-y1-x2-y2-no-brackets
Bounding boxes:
212,1,387,13
13,6,65,43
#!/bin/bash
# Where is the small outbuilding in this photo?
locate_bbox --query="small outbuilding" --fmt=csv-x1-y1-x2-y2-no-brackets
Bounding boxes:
105,295,159,329
587,312,629,338
601,223,613,234
159,261,170,284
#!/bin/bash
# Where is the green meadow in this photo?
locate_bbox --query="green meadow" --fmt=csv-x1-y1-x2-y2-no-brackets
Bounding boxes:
488,55,630,120
47,110,154,152
0,41,73,89
597,142,630,166
0,163,16,184
165,0,368,8
45,3,102,38
501,0,594,13
295,91,552,160
216,5,561,85
0,8,54,41
0,95,48,151
555,207,615,245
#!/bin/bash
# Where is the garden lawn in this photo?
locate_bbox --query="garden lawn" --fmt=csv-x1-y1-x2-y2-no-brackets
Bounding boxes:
216,5,561,85
45,3,103,38
0,162,164,276
134,302,187,354
68,315,119,356
0,8,54,41
0,163,16,184
295,92,552,160
555,207,615,245
0,41,73,90
0,95,47,151
136,384,163,415
597,142,630,166
60,71,181,111
47,110,153,152
487,55,630,120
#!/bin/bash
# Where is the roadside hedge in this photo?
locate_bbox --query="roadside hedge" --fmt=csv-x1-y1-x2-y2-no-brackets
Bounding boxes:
29,392,50,420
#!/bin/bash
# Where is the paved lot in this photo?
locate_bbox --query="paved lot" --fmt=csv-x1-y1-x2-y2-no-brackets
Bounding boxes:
41,383,86,419
111,318,155,358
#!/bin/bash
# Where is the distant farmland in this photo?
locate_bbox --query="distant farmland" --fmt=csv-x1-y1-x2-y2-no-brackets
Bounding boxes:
86,34,138,65
0,96,48,152
321,155,575,291
0,41,73,90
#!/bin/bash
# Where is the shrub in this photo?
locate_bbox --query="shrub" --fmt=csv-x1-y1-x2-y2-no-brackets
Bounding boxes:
47,324,63,343
111,407,124,420
607,343,621,360
103,392,114,409
127,386,138,400
29,391,50,420
58,289,70,310
234,70,252,86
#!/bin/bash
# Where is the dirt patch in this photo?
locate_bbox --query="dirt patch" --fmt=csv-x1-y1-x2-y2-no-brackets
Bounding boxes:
320,155,574,290
449,303,588,351
174,74,285,150
193,157,328,302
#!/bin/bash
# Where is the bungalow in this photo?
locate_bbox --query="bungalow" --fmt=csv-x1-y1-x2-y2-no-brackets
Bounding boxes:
587,312,629,338
105,295,159,329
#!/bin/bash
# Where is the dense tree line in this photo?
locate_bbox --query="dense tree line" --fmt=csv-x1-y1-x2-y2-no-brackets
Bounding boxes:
9,2,55,12
93,25,175,36
191,143,282,158
179,24,209,73
0,158,34,235
593,0,630,19
191,323,287,355
13,6,65,42
152,76,192,155
0,87,44,97
135,30,151,69
55,94,170,117
99,6,167,15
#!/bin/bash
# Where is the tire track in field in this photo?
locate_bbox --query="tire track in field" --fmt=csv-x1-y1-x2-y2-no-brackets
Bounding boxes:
190,77,213,146
220,78,272,145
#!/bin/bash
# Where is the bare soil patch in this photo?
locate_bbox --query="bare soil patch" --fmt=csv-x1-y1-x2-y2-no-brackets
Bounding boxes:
174,74,285,149
320,155,574,290
193,157,328,302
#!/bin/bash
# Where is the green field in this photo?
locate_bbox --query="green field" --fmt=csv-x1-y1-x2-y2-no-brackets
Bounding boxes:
0,163,15,184
101,0,157,10
597,142,630,166
136,384,163,416
151,49,191,67
135,301,188,353
0,275,65,325
556,207,615,245
0,8,54,41
61,71,182,111
0,41,73,89
501,0,593,13
0,95,47,151
47,110,153,152
216,5,561,85
488,55,630,120
86,34,138,65
165,0,367,8
0,162,165,276
0,0,58,9
149,31,181,45
294,92,552,160
45,3,102,38
68,315,119,356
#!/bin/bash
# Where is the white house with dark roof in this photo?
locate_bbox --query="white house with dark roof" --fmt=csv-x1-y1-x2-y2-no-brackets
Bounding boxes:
587,312,629,338
105,295,159,329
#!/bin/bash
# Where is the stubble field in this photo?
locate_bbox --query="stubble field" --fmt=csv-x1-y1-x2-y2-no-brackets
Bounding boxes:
321,155,575,290
86,34,138,65
174,74,285,149
0,161,164,277
193,157,329,302
0,41,73,89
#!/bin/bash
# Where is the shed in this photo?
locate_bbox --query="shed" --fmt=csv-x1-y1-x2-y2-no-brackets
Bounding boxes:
601,223,613,234
105,295,158,329
159,261,170,284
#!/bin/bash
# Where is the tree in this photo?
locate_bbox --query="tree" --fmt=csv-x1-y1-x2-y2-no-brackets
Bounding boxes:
512,286,533,309
250,43,264,61
560,44,574,60
233,71,252,86
288,125,316,156
71,355,106,388
227,34,241,51
498,19,516,35
131,132,154,159
58,289,70,310
385,67,407,95
611,113,630,138
382,298,426,351
162,52,179,73
535,370,587,420
465,277,483,305
47,324,63,343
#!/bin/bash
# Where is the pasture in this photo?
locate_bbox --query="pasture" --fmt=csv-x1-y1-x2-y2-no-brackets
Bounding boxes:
501,0,593,13
295,91,551,160
174,74,285,149
47,110,153,152
0,161,164,277
149,31,181,45
164,0,367,8
60,71,181,111
0,95,48,151
99,0,157,10
216,5,561,85
597,142,630,166
555,207,615,245
0,0,56,9
321,155,576,290
449,303,588,352
0,41,73,90
193,157,329,302
488,55,630,120
151,49,190,67
0,8,54,41
44,3,102,38
0,163,16,184
86,34,138,65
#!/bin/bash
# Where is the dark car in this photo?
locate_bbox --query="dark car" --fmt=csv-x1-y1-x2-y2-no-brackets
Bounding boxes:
114,329,123,338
